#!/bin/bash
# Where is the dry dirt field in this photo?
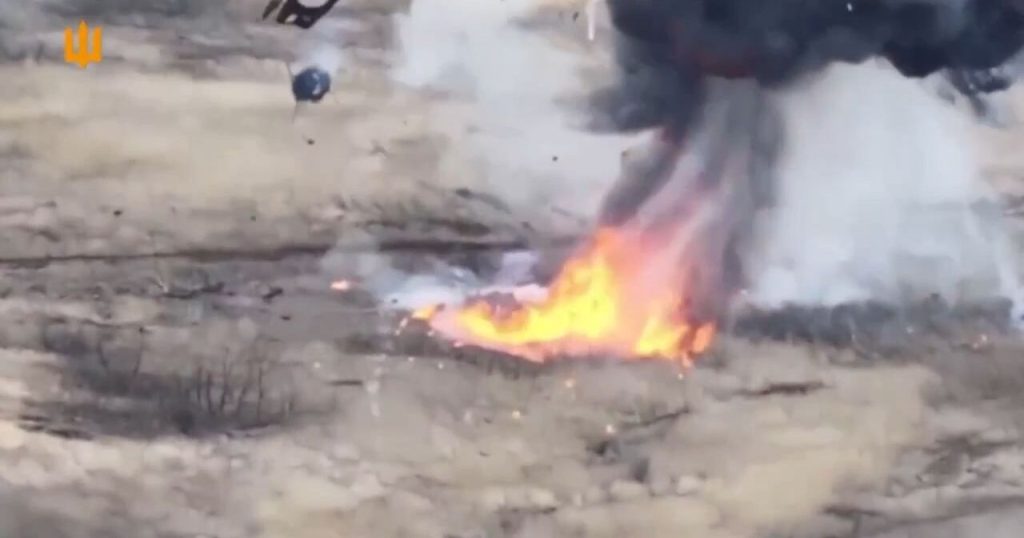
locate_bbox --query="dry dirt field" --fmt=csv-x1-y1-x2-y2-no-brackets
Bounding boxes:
4,1,1024,537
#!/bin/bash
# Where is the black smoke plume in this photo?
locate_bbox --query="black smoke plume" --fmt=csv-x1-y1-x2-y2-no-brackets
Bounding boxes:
589,0,1024,326
594,0,1024,135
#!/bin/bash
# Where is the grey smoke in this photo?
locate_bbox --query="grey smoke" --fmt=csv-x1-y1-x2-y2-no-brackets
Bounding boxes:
385,0,1024,324
322,248,543,311
588,0,1024,319
390,0,634,216
743,62,1023,308
594,0,1024,134
293,19,347,76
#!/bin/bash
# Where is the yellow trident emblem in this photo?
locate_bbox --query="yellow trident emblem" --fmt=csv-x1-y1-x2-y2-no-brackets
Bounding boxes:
64,21,102,68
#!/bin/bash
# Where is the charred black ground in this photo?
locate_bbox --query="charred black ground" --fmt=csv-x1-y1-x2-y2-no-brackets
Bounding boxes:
731,296,1015,356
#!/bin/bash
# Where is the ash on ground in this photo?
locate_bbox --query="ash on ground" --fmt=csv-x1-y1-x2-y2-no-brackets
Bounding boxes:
730,295,1019,356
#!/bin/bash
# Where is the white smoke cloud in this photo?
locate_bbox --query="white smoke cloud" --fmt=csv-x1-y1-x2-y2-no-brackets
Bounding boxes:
286,5,354,75
745,62,1023,308
390,0,634,216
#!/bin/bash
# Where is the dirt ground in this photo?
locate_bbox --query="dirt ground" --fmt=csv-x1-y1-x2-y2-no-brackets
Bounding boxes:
4,1,1024,537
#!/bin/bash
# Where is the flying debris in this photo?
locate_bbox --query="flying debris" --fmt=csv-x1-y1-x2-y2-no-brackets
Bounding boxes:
262,0,342,29
263,1,345,107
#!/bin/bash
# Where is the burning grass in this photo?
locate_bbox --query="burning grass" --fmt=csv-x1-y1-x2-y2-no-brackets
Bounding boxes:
333,246,1020,369
390,86,766,365
410,226,717,365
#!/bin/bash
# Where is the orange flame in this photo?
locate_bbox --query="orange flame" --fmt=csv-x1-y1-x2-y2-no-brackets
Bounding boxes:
412,303,440,320
419,227,716,363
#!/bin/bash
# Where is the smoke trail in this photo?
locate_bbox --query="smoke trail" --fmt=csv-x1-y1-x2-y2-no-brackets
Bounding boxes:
294,35,345,77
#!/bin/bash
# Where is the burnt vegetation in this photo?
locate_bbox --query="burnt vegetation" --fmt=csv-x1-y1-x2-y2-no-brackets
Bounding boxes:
731,295,1017,356
25,318,328,439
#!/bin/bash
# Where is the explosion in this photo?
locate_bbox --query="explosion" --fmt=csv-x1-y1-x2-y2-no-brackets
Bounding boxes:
410,78,763,364
386,0,1024,366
